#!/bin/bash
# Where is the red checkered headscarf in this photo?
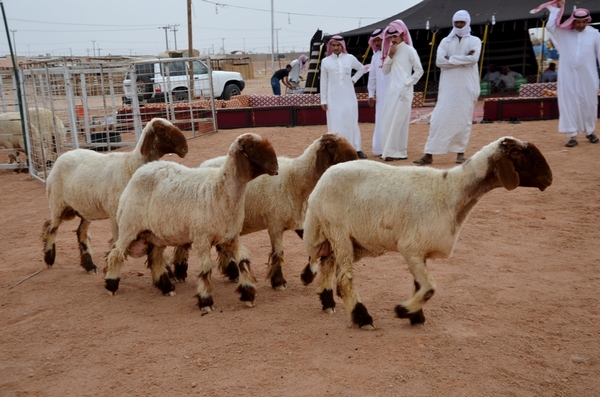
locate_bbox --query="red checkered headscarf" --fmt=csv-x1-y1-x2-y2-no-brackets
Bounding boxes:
381,20,412,62
326,35,348,56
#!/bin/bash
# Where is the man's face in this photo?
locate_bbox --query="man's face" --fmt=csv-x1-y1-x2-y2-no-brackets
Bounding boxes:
331,42,343,55
574,19,588,32
390,34,404,45
373,37,382,51
454,21,467,29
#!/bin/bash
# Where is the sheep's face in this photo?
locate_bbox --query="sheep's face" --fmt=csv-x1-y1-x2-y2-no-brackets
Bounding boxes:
141,118,189,159
494,138,552,191
316,133,358,175
234,133,278,182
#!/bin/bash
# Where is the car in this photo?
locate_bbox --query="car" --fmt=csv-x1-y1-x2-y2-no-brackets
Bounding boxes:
122,58,245,105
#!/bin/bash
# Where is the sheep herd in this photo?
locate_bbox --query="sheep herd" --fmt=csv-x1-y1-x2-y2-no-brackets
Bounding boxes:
41,117,553,329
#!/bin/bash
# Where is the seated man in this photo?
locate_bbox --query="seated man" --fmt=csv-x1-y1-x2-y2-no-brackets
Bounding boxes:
541,62,558,82
497,66,522,91
482,64,501,91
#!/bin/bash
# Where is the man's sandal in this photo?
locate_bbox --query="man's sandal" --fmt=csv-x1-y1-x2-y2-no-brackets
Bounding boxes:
565,139,578,147
413,157,432,166
586,134,599,144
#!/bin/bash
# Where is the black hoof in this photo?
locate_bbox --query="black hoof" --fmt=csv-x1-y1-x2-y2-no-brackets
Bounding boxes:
154,273,175,295
269,267,287,290
351,302,373,328
224,260,239,282
300,264,315,285
80,252,97,273
395,305,426,325
105,278,120,294
236,284,256,303
197,294,214,310
173,261,188,281
319,289,335,311
44,245,56,266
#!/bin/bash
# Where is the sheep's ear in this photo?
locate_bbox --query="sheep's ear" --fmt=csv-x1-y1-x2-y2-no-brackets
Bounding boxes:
315,136,336,176
234,140,253,183
140,121,157,157
494,154,520,191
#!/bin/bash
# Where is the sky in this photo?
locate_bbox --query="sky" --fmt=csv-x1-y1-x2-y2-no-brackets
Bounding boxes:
0,0,422,58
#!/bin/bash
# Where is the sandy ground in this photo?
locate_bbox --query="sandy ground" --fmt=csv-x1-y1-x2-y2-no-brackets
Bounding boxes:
1,118,600,397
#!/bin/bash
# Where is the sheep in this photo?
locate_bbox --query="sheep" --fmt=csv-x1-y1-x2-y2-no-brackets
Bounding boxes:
104,133,278,312
0,108,67,168
42,118,188,274
301,136,553,329
169,132,358,290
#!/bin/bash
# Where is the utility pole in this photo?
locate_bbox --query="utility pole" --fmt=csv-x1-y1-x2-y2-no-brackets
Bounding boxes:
159,25,170,51
221,38,225,54
9,29,16,56
170,24,180,50
271,0,275,73
97,45,101,57
187,0,194,98
275,28,281,58
92,40,96,57
86,48,90,57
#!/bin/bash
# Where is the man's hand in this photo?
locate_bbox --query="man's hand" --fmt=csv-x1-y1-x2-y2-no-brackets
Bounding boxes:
557,0,563,7
389,43,398,58
467,50,475,55
368,97,375,107
321,104,328,111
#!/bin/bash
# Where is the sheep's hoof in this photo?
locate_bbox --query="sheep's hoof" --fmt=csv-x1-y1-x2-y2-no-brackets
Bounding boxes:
236,284,256,304
351,302,373,329
244,301,255,308
173,262,188,282
88,268,98,275
273,283,286,291
319,289,336,312
300,264,316,285
167,291,176,297
44,246,56,266
200,305,214,314
80,253,97,273
197,295,214,312
105,278,120,295
155,273,175,295
360,324,375,330
394,305,426,325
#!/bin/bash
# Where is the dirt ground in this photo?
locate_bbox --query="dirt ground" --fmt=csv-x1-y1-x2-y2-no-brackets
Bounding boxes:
1,118,600,397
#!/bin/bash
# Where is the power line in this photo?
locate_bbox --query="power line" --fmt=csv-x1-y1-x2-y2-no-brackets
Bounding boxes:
200,0,384,20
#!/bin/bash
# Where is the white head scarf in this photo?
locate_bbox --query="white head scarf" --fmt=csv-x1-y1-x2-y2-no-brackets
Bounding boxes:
448,10,471,39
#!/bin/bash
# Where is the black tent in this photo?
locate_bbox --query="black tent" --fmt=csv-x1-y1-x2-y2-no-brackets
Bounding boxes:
305,0,600,94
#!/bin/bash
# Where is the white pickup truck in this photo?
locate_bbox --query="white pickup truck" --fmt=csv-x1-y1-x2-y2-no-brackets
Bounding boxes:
122,57,245,104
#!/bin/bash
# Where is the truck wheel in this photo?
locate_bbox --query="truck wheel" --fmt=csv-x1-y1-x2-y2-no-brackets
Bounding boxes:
221,84,241,100
172,89,189,102
137,75,153,100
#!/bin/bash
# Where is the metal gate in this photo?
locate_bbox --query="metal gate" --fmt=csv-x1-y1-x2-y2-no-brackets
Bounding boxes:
0,57,218,182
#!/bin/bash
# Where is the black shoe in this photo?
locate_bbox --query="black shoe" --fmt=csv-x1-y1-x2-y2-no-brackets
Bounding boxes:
586,134,599,144
565,139,578,147
356,151,368,159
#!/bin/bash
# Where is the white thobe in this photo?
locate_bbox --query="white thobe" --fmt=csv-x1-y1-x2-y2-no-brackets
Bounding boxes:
424,34,481,155
289,59,302,84
547,6,600,137
367,50,390,155
379,43,424,159
320,53,366,151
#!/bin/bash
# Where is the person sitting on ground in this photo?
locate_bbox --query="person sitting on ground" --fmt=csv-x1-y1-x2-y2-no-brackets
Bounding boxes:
482,64,501,91
541,62,558,82
497,66,523,91
270,65,293,95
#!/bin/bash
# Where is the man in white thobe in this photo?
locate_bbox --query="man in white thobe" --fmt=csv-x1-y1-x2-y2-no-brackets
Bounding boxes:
289,54,309,89
414,10,481,165
367,28,389,157
320,35,367,158
378,20,424,161
546,1,600,147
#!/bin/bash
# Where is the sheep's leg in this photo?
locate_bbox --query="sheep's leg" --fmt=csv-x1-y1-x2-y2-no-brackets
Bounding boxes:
216,243,239,282
171,244,191,282
196,242,217,313
395,256,437,325
231,240,256,307
266,228,286,290
147,244,175,296
104,247,126,296
300,240,331,286
315,254,336,314
42,207,77,268
76,217,97,274
335,242,374,329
